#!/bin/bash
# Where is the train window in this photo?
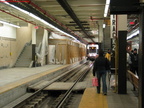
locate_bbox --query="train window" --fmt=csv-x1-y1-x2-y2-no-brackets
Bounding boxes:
89,47,96,53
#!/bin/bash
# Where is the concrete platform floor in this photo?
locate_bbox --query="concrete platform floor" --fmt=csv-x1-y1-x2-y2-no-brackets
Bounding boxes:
79,70,138,108
0,65,64,87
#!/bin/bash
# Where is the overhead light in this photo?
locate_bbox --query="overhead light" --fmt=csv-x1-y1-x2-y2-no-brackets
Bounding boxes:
127,30,139,40
0,20,20,28
29,13,78,40
4,1,78,41
104,0,110,17
103,24,106,28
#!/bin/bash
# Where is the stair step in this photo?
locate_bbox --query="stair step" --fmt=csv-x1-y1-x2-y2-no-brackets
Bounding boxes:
15,44,32,67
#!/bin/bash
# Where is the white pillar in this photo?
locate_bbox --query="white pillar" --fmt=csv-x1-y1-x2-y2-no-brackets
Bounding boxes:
32,25,36,44
117,15,127,31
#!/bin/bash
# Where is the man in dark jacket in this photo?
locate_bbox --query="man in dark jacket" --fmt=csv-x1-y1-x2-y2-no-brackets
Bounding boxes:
93,49,110,95
131,48,138,76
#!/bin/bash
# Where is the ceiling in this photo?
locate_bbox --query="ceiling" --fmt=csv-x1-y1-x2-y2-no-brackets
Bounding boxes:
0,0,109,44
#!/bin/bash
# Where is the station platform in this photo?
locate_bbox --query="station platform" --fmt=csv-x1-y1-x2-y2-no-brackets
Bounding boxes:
0,63,139,108
0,64,73,107
0,65,65,87
79,81,138,108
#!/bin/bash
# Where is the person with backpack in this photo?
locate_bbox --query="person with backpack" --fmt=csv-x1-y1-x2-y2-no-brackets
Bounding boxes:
93,49,110,95
105,49,111,61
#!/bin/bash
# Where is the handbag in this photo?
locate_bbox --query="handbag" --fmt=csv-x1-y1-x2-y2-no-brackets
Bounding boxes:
92,77,98,86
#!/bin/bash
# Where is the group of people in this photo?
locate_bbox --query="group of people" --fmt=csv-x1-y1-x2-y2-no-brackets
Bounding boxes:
93,49,111,95
93,48,139,95
127,48,138,76
127,48,138,91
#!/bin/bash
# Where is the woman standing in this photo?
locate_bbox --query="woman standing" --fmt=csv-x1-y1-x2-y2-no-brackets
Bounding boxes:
93,50,110,95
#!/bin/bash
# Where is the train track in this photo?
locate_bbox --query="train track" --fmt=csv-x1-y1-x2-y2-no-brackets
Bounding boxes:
50,63,92,108
6,62,92,108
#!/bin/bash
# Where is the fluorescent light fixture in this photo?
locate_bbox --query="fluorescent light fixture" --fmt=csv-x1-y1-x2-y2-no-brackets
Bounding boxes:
104,0,110,17
127,30,139,40
4,1,78,41
29,13,78,40
0,20,20,28
103,24,106,28
3,0,29,14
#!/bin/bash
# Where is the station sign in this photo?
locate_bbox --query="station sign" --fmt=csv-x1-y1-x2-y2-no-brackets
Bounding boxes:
110,15,117,39
110,15,117,51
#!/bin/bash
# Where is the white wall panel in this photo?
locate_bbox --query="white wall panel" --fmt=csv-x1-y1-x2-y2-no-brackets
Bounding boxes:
0,24,16,39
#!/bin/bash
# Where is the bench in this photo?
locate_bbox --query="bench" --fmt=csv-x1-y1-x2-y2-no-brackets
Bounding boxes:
127,70,139,89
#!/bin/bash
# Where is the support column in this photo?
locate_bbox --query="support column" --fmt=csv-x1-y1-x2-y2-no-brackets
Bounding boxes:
139,6,144,108
118,31,127,94
46,32,51,64
32,26,36,67
32,44,36,67
117,15,127,94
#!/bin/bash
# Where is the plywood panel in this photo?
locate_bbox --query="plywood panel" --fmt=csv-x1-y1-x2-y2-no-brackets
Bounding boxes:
48,39,86,64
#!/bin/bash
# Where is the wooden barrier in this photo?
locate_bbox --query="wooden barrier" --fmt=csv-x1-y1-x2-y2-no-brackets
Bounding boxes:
48,39,86,64
127,70,139,89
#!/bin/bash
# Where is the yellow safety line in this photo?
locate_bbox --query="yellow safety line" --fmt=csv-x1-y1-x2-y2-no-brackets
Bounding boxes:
79,88,108,108
0,65,69,94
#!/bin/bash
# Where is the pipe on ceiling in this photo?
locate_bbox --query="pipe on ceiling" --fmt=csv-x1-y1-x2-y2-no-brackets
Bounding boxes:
0,8,52,31
27,1,88,43
56,0,95,43
7,1,88,44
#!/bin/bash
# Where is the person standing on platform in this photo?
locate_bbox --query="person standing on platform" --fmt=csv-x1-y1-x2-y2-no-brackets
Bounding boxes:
128,50,133,71
93,50,110,95
131,48,138,76
105,49,111,62
127,51,131,69
105,49,111,74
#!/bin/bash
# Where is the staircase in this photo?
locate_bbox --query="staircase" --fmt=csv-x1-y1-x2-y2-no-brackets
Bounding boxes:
15,44,32,67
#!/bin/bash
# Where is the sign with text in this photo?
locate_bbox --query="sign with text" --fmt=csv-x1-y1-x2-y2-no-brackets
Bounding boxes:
110,15,117,51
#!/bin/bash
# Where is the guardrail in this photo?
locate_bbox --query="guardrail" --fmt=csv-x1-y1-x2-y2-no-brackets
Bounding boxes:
127,70,139,89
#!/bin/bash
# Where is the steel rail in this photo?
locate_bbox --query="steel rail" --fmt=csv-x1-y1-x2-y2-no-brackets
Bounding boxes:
12,63,88,108
54,63,93,108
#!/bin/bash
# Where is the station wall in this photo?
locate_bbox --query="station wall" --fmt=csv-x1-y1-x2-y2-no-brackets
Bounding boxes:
0,24,32,68
0,23,86,68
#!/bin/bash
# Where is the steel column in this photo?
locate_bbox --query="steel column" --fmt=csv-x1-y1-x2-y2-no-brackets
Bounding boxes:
138,6,144,108
32,44,36,67
118,31,127,94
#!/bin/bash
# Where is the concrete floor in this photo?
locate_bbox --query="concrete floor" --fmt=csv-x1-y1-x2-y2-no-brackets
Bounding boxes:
79,69,138,108
0,65,64,86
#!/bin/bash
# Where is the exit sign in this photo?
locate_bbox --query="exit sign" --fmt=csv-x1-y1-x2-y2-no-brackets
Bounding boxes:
129,22,135,25
34,26,39,29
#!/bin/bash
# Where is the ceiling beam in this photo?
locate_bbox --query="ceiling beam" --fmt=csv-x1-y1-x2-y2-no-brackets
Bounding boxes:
56,0,95,43
7,2,87,44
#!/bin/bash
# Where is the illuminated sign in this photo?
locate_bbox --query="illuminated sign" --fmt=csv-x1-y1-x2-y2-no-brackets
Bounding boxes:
34,26,39,29
129,22,135,25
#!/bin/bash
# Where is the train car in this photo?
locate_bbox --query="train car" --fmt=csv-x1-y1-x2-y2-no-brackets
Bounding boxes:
87,43,99,61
